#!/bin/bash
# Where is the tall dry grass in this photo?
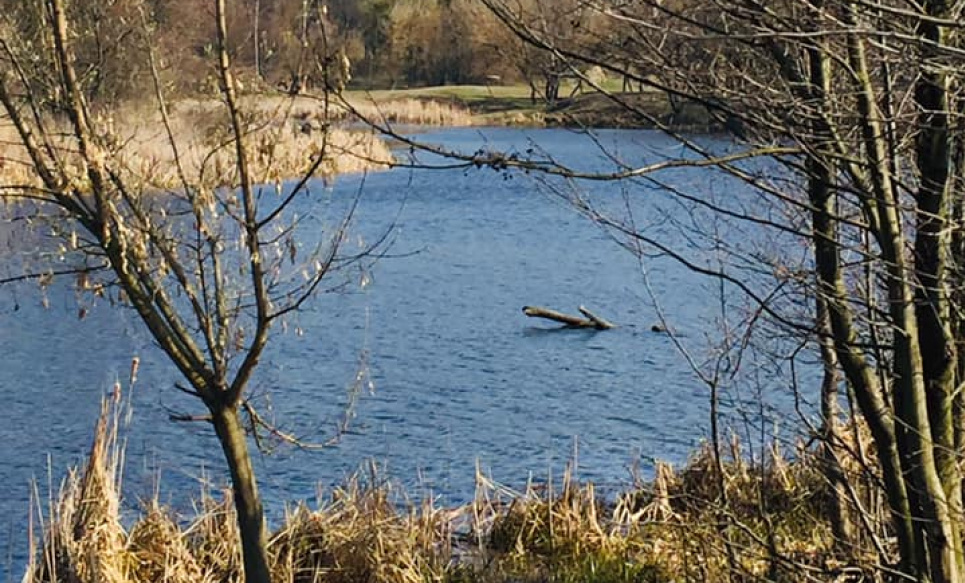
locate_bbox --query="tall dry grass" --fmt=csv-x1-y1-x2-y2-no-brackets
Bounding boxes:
24,396,457,583
0,88,487,200
23,396,883,583
236,94,475,128
0,97,394,197
271,473,455,583
0,120,39,190
342,98,475,127
104,99,393,191
27,395,128,583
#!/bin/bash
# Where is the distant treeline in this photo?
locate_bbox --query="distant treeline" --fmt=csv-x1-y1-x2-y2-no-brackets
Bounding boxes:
0,0,641,106
0,0,549,103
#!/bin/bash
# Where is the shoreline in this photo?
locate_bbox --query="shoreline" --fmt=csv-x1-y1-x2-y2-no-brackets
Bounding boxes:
0,88,723,193
343,84,723,133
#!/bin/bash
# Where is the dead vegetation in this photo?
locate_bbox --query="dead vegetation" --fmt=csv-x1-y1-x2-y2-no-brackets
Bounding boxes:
0,96,394,196
23,397,891,583
0,87,494,197
338,96,475,128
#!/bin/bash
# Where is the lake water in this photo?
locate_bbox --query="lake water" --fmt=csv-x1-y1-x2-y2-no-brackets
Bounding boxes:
0,127,814,578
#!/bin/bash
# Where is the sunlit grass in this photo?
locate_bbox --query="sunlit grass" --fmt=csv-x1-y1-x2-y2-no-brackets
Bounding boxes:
0,97,394,198
236,93,476,128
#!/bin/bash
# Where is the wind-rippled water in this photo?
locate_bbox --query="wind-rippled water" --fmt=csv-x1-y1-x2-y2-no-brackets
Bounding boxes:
0,127,814,578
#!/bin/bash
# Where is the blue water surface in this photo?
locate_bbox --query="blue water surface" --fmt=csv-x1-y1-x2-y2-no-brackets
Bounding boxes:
0,127,815,579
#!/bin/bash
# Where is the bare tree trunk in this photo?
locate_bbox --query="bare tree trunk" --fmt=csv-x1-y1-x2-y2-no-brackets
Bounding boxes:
816,295,853,549
912,4,964,577
214,1,274,580
800,30,856,554
545,72,559,104
212,406,271,583
809,158,917,574
254,0,261,79
840,11,963,576
521,305,614,329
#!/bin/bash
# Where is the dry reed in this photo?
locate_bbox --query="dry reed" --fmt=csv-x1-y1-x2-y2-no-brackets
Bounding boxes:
237,94,475,128
27,396,128,583
0,97,394,197
107,99,393,191
23,397,882,583
271,473,455,583
342,98,475,127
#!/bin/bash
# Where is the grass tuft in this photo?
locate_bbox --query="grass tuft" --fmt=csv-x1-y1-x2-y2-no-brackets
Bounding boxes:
271,473,455,583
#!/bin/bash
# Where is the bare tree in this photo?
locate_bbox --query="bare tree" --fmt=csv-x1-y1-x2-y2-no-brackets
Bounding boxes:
0,1,385,581
462,0,965,580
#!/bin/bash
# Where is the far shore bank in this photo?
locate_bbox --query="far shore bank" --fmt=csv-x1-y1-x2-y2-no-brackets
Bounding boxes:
0,86,723,193
343,84,724,132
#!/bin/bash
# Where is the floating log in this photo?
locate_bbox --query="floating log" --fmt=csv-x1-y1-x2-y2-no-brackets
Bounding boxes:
522,305,615,330
578,305,616,329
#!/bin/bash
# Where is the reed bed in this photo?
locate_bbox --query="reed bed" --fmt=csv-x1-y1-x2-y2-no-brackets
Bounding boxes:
24,397,885,583
100,99,393,191
0,97,394,196
271,475,455,583
0,120,39,190
341,98,475,127
236,93,475,129
0,89,481,197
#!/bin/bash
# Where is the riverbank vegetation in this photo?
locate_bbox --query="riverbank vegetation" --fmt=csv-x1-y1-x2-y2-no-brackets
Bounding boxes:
0,98,392,192
0,0,707,200
0,0,583,104
342,84,712,129
26,397,884,583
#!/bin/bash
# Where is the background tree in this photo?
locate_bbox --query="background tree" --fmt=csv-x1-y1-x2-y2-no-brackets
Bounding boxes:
375,0,514,87
327,0,395,83
0,0,148,104
483,0,612,104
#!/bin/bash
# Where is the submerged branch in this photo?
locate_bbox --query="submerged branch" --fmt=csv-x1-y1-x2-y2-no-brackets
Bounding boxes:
522,305,615,329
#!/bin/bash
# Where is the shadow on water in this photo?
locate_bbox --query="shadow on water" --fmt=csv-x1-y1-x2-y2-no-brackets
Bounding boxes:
521,326,608,337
